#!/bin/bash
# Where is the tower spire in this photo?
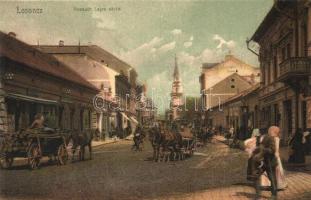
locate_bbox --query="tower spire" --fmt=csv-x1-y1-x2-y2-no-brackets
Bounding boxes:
173,54,179,80
169,55,183,121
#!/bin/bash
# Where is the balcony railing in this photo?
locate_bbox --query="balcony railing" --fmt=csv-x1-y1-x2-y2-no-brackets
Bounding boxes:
279,57,311,81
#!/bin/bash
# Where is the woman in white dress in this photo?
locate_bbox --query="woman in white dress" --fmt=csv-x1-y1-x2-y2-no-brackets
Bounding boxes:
261,126,287,189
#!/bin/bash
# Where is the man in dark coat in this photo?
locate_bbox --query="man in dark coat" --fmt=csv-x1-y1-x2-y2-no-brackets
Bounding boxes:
133,125,144,151
249,133,278,200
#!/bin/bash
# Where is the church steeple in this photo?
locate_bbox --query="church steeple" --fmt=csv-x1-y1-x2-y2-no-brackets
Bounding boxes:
169,55,183,120
171,54,183,94
173,54,179,81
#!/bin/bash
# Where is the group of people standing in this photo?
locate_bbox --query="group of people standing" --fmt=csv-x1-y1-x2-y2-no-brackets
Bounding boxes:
244,126,310,199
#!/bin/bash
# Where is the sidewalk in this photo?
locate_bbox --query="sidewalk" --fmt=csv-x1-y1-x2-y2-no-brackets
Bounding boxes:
159,171,311,200
202,135,311,200
214,135,311,168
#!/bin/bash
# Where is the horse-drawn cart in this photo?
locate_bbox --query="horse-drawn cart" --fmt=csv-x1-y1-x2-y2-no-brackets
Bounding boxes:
0,129,68,170
180,127,196,158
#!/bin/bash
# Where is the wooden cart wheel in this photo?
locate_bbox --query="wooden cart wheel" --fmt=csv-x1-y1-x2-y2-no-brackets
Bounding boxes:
28,144,41,170
57,144,68,165
0,154,13,169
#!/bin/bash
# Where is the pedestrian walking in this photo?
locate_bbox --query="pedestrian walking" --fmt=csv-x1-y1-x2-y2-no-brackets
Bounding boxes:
227,127,234,146
247,127,278,200
132,125,144,151
266,126,287,190
249,126,287,192
288,128,307,164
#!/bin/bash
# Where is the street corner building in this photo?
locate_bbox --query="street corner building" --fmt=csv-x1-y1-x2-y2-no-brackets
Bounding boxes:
201,0,311,146
249,0,311,144
0,31,99,134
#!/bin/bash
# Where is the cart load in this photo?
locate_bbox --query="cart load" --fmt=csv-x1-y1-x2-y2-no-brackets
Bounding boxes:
179,127,195,157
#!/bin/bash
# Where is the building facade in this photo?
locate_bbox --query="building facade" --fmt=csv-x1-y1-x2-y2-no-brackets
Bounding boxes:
200,54,260,111
136,83,157,126
36,43,139,139
0,32,99,133
250,0,311,144
202,73,256,110
207,84,260,140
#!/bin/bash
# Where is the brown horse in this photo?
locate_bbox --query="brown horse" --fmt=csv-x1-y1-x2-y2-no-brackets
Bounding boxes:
67,129,94,161
149,127,183,162
148,127,162,161
160,129,183,161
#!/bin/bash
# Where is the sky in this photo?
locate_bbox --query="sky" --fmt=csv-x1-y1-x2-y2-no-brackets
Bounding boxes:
0,0,273,113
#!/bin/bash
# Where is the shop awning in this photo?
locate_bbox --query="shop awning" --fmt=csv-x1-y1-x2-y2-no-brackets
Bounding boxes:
6,93,58,105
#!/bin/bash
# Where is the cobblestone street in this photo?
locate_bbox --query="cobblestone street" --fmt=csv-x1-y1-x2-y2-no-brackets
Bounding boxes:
0,138,310,200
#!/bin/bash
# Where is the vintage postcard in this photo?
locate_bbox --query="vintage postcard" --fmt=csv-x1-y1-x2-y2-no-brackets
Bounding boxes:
0,0,310,200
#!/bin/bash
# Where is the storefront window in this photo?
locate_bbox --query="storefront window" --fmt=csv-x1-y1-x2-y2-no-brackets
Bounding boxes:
83,109,91,130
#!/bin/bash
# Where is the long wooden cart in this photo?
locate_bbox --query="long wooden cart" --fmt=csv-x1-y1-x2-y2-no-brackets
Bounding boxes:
0,129,68,170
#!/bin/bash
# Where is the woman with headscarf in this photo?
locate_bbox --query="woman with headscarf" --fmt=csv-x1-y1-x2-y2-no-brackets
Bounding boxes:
266,126,287,190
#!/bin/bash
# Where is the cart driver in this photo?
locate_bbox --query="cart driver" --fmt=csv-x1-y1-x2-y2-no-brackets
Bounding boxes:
29,113,54,133
29,113,45,129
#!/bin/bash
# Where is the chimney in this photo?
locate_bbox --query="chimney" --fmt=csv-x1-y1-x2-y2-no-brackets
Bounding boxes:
8,32,16,38
59,40,64,46
225,54,233,61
